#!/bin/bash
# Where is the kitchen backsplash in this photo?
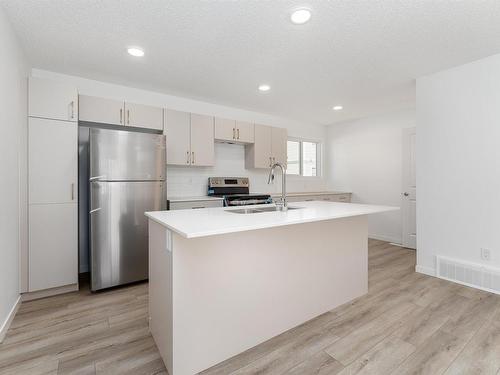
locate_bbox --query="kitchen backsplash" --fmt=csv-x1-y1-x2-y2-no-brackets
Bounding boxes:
167,143,327,197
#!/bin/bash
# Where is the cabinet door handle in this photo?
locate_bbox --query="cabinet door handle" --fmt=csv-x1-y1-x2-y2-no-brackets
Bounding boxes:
237,128,240,139
233,128,235,139
192,151,195,164
120,108,123,124
127,109,130,125
269,156,272,167
70,101,75,120
187,151,190,164
71,183,75,201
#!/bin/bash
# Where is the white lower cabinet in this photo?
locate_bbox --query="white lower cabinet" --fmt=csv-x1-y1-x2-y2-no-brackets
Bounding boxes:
29,203,78,292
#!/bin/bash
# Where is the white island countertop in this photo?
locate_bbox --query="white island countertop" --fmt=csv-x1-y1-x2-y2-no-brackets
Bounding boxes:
145,201,397,239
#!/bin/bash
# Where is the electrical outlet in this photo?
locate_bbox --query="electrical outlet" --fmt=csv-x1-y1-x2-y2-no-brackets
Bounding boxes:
481,248,491,261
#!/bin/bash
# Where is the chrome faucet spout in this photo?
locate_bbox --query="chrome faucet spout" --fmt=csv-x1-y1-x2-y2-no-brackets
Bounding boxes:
267,162,287,211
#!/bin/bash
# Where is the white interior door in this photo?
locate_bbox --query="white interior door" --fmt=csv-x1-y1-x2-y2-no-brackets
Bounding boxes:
402,127,416,249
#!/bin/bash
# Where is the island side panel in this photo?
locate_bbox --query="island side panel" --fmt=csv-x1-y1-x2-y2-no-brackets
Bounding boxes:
148,219,173,375
171,215,368,375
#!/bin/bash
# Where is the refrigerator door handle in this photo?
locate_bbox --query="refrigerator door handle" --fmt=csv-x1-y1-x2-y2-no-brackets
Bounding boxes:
89,175,106,181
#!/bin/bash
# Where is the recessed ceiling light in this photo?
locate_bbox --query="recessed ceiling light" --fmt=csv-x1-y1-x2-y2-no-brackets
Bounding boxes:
333,105,343,111
127,47,145,57
290,8,312,24
258,84,271,92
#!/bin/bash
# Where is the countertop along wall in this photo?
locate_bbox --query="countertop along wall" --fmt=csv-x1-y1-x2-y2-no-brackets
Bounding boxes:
31,69,329,196
326,109,416,243
0,6,29,340
417,53,500,276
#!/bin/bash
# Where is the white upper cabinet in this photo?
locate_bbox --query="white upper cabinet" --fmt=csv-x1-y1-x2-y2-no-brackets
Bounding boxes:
245,124,287,169
215,117,254,143
235,121,254,143
79,95,163,130
165,109,191,165
79,95,125,126
124,102,164,130
271,126,287,166
165,110,215,166
190,113,215,166
29,77,78,122
246,124,273,168
215,117,236,141
29,117,78,204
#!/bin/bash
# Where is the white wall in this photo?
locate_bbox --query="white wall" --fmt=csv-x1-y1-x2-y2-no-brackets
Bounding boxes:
0,6,29,338
326,109,416,243
31,69,329,197
417,53,500,275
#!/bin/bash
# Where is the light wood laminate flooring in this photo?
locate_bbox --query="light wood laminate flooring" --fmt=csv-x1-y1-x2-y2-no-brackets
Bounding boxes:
1,240,500,375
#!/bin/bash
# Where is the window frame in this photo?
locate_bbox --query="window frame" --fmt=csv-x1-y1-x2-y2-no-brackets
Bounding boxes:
286,137,322,178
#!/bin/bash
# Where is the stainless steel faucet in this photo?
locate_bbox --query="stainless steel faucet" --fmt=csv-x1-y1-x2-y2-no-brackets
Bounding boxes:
267,162,287,211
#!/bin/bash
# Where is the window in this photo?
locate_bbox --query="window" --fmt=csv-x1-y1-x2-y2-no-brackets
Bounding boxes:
287,139,320,176
287,141,300,175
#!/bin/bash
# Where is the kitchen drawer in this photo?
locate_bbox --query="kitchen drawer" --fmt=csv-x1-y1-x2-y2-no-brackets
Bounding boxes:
169,200,223,210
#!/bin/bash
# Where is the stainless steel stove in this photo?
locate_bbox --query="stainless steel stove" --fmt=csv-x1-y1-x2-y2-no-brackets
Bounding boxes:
207,177,272,207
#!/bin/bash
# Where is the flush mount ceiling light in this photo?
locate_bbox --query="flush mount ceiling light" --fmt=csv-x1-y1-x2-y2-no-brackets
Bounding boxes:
290,8,312,25
333,105,343,111
127,47,145,57
258,84,271,92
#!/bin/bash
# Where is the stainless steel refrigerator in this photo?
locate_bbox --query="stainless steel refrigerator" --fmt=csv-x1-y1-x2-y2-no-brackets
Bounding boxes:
79,127,166,291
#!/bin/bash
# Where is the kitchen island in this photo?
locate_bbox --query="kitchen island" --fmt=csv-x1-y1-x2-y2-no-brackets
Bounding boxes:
145,201,396,375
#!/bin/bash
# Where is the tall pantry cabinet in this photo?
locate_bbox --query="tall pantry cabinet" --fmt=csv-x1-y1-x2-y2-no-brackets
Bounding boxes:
27,77,78,293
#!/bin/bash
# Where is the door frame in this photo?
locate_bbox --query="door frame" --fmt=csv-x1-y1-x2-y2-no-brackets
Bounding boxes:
402,127,416,249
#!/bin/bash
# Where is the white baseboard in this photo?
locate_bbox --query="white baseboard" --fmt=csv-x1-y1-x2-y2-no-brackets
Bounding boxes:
416,264,436,277
0,295,21,343
368,234,401,244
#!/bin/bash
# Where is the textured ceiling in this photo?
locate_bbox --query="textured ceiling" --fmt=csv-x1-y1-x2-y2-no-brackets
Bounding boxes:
2,0,500,125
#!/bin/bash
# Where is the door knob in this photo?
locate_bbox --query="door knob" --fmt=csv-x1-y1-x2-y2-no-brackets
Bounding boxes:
403,192,409,197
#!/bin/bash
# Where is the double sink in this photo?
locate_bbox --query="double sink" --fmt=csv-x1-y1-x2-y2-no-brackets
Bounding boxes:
227,206,303,214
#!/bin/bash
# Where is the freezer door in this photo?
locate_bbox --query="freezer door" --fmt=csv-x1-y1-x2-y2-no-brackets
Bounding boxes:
90,128,166,181
90,181,166,291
